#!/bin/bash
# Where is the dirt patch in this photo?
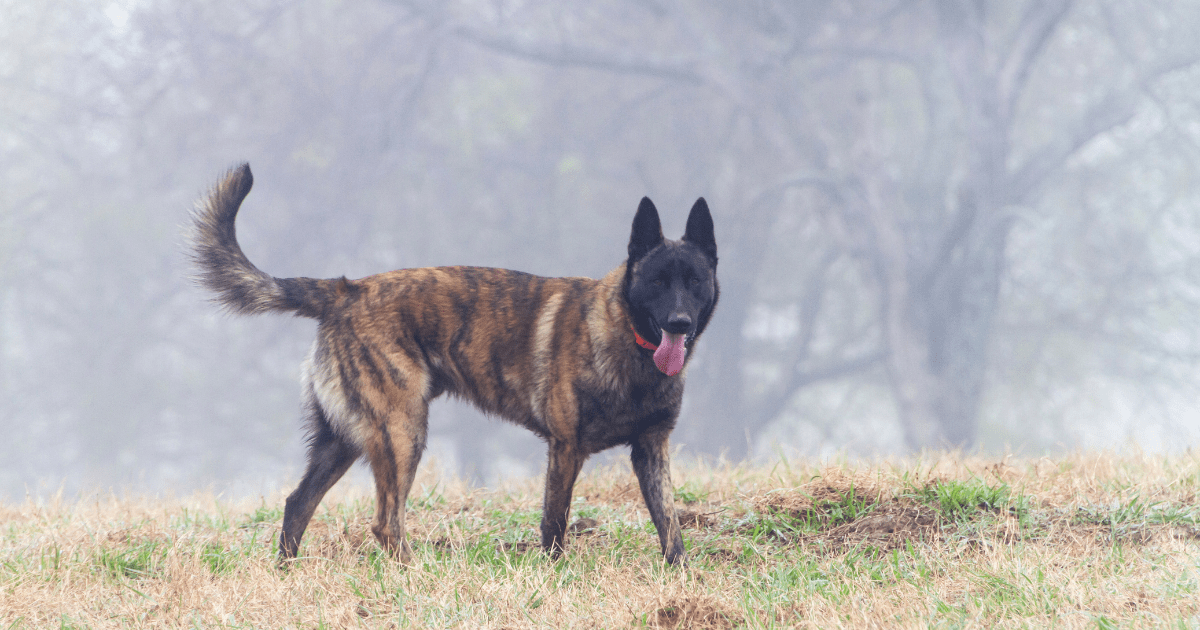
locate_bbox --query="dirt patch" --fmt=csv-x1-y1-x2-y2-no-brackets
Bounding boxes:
497,540,537,554
1173,524,1200,540
569,517,600,534
105,528,138,544
678,509,719,529
750,475,942,551
752,474,885,526
645,596,740,630
103,527,172,548
700,547,742,563
820,499,939,550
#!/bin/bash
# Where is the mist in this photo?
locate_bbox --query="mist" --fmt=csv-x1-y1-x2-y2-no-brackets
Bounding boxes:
4,0,1200,501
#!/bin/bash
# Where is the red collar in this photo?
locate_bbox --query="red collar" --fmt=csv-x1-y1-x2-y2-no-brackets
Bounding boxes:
631,325,658,351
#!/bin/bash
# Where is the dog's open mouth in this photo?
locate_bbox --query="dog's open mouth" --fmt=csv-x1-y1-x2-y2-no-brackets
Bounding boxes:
649,320,690,377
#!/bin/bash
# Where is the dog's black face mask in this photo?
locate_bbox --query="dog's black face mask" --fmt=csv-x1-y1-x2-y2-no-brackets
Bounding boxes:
624,197,719,376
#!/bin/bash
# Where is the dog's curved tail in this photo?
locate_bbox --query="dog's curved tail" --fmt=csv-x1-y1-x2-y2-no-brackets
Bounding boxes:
188,163,344,319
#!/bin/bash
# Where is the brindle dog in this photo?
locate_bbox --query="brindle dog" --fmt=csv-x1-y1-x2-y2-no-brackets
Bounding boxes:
189,164,718,565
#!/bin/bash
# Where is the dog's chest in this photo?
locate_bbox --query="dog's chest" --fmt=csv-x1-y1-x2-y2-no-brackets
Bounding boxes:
572,375,683,454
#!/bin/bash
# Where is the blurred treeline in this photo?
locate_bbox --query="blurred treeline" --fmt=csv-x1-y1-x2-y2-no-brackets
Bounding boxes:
4,0,1200,498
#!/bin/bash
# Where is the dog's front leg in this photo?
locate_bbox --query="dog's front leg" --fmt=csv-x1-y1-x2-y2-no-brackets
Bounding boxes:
631,431,686,565
540,437,584,558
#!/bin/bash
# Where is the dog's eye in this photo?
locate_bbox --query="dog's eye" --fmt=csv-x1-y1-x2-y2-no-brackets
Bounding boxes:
688,277,700,287
653,279,664,286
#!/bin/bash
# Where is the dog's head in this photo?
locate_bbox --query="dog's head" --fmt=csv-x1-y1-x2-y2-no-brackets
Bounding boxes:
624,197,719,376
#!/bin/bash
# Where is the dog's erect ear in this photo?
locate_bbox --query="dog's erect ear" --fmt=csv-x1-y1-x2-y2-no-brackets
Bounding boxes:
628,197,665,263
683,197,717,262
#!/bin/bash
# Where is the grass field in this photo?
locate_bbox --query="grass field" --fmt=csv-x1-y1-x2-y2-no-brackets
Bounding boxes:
2,452,1199,628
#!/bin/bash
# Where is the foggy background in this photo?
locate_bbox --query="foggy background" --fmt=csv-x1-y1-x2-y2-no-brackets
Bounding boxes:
4,0,1200,501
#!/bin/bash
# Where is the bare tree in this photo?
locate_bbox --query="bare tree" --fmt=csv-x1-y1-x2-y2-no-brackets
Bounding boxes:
6,0,1200,498
394,0,1200,455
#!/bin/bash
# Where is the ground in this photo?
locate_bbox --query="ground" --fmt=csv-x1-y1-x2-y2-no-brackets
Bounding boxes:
1,452,1198,628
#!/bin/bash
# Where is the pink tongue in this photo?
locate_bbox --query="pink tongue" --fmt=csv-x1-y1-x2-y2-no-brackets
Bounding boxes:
653,332,687,376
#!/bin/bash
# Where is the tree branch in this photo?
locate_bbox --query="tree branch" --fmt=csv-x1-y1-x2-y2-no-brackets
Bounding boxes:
1008,47,1200,202
754,350,886,430
997,0,1074,121
799,45,920,67
449,25,707,84
748,171,844,207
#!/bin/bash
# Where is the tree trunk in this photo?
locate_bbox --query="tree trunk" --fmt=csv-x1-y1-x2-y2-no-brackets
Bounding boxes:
873,0,1056,450
868,177,1009,451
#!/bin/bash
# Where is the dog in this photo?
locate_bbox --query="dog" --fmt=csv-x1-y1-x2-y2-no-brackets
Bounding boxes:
189,164,718,565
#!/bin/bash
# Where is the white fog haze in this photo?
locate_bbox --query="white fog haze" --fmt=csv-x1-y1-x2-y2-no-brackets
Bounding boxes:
3,0,1200,500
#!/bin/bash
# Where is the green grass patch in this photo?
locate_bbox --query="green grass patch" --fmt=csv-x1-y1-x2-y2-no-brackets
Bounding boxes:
673,481,710,505
242,503,283,527
93,539,168,581
199,540,240,576
746,483,880,544
914,478,1027,522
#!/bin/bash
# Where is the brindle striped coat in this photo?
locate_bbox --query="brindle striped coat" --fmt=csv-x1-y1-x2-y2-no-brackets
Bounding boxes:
189,164,718,565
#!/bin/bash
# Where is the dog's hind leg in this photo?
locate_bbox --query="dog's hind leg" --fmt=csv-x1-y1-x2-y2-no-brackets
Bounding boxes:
365,398,429,565
631,430,686,565
279,403,361,562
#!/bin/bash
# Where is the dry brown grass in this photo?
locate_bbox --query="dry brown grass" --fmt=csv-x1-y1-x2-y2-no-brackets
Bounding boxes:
2,451,1199,628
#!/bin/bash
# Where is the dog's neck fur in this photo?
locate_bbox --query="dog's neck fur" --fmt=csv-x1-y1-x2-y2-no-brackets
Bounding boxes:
583,263,659,383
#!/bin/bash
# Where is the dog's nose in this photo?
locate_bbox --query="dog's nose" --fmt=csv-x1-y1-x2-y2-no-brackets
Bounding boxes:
664,313,692,334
